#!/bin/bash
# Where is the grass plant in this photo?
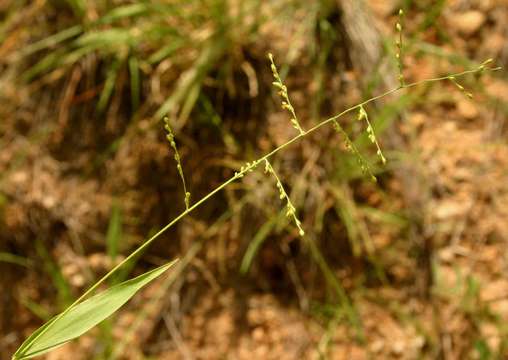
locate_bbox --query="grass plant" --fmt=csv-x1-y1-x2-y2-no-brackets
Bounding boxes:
13,51,499,358
10,4,502,358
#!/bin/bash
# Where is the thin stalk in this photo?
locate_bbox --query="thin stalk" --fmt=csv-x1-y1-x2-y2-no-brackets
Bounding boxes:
21,65,499,353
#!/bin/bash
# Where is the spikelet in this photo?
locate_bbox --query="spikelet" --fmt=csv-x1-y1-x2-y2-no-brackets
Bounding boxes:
264,159,305,237
268,53,305,135
395,9,405,87
163,117,191,209
357,106,386,165
332,120,377,182
448,76,473,99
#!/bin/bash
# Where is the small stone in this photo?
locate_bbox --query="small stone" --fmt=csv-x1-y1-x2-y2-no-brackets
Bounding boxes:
481,279,508,302
413,336,425,349
435,199,469,220
457,99,479,120
252,327,265,342
478,0,495,12
367,0,398,17
42,195,56,209
450,11,486,36
486,80,508,102
370,339,384,353
409,112,426,128
392,340,405,354
484,33,506,54
11,171,28,184
438,247,455,263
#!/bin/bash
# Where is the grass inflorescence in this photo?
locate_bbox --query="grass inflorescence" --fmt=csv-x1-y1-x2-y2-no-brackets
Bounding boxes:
357,105,386,165
268,53,306,135
11,5,502,356
163,117,191,210
264,159,305,237
395,9,405,87
331,120,377,182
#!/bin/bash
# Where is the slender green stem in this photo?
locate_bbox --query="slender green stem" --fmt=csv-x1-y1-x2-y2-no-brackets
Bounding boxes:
264,159,305,236
21,65,498,353
332,120,376,181
163,117,191,209
396,10,405,87
77,67,498,300
269,53,306,135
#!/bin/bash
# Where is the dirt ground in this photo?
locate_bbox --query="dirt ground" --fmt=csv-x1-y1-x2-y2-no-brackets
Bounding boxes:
1,0,508,359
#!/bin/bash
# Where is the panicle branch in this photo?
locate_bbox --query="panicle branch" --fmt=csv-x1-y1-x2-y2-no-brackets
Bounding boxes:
264,159,305,237
268,53,306,135
163,117,191,210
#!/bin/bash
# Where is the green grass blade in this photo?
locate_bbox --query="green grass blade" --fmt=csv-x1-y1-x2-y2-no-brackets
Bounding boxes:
240,217,278,274
35,239,72,307
106,202,122,262
97,3,150,25
20,298,51,321
155,40,225,119
13,259,178,360
64,0,86,18
75,29,137,51
97,60,122,113
128,56,140,112
177,82,201,123
19,25,83,58
0,252,32,268
22,50,64,82
147,40,184,64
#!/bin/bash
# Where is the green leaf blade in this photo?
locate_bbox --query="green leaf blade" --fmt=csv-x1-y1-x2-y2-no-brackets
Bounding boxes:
13,259,178,359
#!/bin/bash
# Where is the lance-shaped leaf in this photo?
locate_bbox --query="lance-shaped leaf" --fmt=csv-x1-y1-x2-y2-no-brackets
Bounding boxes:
13,259,178,359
